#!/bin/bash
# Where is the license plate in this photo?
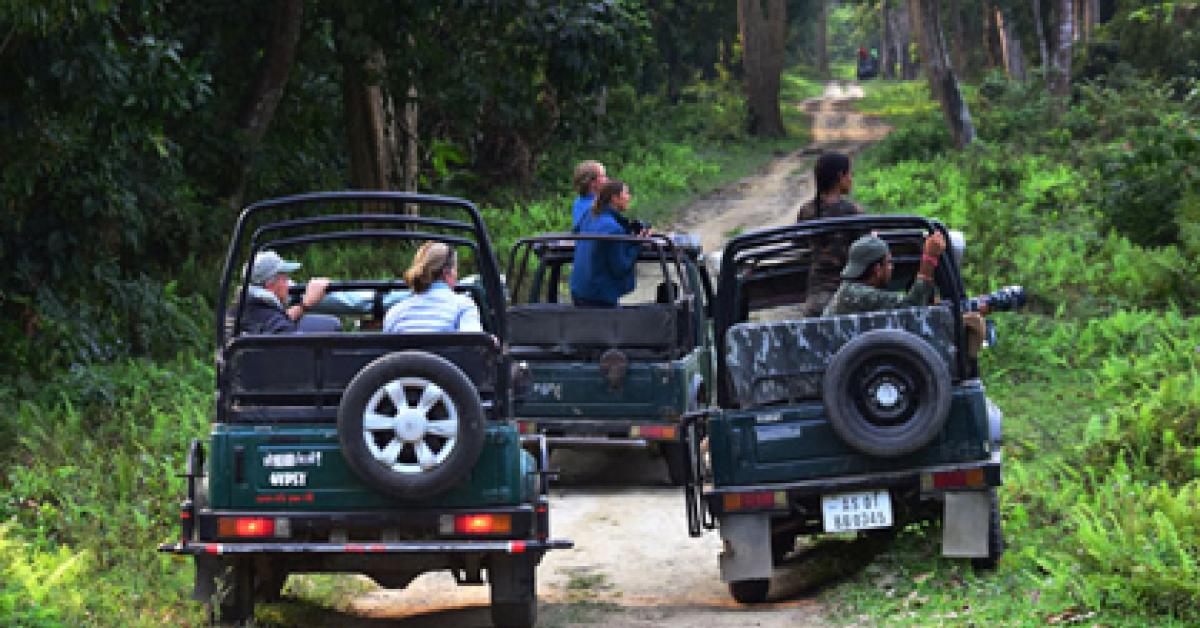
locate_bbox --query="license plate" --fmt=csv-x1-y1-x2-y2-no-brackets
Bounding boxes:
821,489,893,532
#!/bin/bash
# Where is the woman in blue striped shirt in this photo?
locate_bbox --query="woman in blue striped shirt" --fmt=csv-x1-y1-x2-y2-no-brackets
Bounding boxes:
384,242,482,333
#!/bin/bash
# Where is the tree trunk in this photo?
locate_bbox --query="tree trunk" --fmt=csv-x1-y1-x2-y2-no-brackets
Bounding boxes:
910,0,976,148
816,0,829,78
891,1,917,79
738,0,787,137
225,0,303,211
950,0,967,75
1049,0,1074,98
402,85,419,215
881,0,895,78
1033,0,1050,77
995,5,1028,81
342,49,402,195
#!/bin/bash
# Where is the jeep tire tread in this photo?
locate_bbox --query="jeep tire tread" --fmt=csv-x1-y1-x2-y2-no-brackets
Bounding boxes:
728,578,770,604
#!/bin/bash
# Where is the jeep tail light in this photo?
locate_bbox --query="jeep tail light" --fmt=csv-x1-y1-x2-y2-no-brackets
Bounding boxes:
453,514,512,535
517,421,538,435
722,491,787,512
630,425,677,440
922,468,986,490
218,517,279,538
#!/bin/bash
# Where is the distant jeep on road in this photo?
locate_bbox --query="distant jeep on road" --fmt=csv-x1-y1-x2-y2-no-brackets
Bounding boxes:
158,192,569,627
506,233,715,484
682,215,1019,603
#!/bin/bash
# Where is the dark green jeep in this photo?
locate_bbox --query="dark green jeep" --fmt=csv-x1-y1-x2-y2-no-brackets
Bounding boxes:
682,215,1016,603
506,234,715,484
158,192,570,627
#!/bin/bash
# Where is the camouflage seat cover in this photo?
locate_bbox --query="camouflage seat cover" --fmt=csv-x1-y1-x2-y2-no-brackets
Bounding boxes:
724,305,957,408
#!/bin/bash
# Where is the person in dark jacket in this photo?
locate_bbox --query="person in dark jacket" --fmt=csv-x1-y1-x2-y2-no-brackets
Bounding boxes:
239,250,330,334
569,179,649,307
795,152,865,316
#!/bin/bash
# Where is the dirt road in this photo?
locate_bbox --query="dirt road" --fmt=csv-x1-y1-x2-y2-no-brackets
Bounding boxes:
309,81,889,628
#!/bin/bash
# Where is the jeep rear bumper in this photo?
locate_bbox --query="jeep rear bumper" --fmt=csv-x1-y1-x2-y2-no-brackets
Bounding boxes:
703,452,1002,516
158,538,572,556
518,418,681,449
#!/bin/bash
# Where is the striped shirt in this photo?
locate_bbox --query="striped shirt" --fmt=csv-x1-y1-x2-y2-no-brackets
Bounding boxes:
383,282,482,333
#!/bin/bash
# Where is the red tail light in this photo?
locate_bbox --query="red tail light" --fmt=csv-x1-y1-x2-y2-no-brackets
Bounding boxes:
218,517,275,538
630,425,678,440
517,421,538,435
454,514,513,535
924,468,986,490
722,491,788,512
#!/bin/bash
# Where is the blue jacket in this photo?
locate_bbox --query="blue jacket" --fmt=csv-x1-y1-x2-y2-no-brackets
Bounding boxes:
240,296,298,334
570,207,640,305
571,194,594,231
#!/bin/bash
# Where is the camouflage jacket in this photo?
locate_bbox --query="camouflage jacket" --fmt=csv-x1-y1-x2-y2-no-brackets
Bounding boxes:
822,278,935,316
795,198,863,298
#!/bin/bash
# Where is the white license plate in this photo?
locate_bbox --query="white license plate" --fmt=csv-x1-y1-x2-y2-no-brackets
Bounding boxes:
821,490,893,532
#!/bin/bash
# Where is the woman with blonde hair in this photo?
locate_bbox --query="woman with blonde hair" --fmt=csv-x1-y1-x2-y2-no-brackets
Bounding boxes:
383,241,482,332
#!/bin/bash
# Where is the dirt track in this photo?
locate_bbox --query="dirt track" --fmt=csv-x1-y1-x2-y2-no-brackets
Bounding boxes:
298,81,890,627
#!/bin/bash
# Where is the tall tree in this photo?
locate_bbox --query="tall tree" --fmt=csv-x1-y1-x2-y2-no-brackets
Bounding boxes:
910,0,976,148
881,0,893,78
1049,0,1074,97
995,2,1028,81
738,0,787,137
1033,0,1050,77
225,0,304,211
816,0,829,77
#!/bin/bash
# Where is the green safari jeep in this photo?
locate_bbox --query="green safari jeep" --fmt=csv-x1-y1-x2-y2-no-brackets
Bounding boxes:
682,215,1019,603
505,233,715,484
158,192,570,627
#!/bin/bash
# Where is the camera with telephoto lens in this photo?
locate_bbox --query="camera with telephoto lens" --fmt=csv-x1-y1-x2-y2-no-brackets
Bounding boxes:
626,218,651,235
963,285,1026,313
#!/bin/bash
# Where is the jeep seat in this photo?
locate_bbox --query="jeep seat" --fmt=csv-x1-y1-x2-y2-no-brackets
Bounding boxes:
723,305,958,408
508,303,681,360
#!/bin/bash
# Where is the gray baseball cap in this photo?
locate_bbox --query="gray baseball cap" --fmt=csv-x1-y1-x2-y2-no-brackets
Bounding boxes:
248,250,302,285
841,234,889,279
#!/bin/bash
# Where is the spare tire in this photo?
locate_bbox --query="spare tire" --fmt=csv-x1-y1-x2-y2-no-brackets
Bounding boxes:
822,329,951,457
338,351,485,500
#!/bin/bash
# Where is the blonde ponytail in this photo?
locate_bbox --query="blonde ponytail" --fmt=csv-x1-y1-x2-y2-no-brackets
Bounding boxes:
405,242,455,293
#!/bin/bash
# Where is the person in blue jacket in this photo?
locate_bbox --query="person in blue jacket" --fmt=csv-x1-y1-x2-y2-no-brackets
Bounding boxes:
570,159,607,231
570,179,650,307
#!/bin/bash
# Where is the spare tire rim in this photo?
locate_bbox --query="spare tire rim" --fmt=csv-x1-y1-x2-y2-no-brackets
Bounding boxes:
850,358,921,427
362,377,459,474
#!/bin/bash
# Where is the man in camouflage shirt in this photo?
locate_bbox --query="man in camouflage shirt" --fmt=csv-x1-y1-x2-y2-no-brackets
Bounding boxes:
823,232,946,316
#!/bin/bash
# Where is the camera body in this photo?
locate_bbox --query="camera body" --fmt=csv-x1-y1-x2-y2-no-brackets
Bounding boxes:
626,218,651,235
963,285,1025,313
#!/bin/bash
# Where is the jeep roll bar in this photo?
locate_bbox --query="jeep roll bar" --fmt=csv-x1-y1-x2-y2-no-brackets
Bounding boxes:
216,191,506,349
506,233,688,306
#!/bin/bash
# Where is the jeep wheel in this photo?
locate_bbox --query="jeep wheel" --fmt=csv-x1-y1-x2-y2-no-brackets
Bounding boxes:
208,558,254,625
728,578,770,604
822,329,952,457
339,351,485,500
490,555,537,628
971,488,1005,570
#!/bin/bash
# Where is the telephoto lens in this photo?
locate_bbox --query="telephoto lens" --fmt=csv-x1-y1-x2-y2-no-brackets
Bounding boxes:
964,285,1026,312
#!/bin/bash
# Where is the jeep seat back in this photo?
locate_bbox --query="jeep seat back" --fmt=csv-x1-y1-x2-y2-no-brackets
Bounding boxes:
508,303,680,360
723,305,957,408
219,332,499,422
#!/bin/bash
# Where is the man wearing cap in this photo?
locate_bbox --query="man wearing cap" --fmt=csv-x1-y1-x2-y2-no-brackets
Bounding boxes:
822,231,946,316
240,250,331,334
